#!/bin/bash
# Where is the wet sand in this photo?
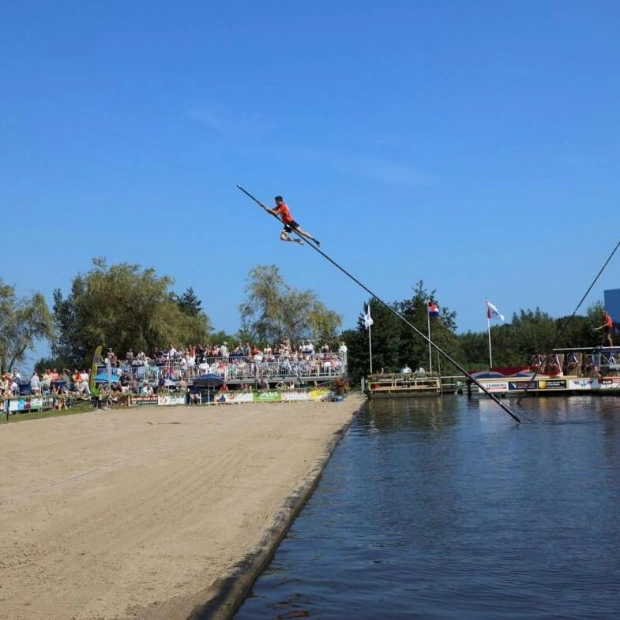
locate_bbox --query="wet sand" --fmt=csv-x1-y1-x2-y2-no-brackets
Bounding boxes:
0,395,365,620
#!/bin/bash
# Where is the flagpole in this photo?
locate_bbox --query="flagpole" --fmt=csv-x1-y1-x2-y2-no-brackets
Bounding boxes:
364,300,374,374
427,304,432,373
487,317,493,368
368,323,373,374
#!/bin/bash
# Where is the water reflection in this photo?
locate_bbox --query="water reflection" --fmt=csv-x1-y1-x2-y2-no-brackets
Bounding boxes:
366,395,460,433
235,396,620,620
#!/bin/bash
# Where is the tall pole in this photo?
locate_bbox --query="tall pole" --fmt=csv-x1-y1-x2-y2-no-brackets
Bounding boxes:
427,306,432,373
368,323,373,374
487,317,493,368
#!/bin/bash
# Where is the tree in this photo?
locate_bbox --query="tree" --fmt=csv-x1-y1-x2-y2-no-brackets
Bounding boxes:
0,280,55,374
239,265,342,346
344,281,463,382
52,257,212,368
343,281,612,380
175,287,203,317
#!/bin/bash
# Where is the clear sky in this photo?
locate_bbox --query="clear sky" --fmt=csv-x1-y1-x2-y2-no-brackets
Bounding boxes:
3,1,619,363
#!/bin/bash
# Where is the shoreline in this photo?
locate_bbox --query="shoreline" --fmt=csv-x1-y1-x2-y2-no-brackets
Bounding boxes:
0,395,365,620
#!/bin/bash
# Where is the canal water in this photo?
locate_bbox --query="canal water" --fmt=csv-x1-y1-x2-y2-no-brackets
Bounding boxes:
234,395,620,619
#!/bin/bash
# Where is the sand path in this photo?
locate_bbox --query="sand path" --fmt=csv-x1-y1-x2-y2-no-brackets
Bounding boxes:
0,395,365,620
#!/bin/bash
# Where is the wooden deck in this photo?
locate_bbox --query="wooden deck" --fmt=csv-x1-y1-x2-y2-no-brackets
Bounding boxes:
364,373,441,398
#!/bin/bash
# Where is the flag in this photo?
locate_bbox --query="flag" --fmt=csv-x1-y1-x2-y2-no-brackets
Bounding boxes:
427,301,440,317
486,300,504,322
363,303,374,329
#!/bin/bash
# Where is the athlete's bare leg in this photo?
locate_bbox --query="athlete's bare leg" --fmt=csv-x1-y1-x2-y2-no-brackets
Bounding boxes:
293,226,320,246
280,231,303,244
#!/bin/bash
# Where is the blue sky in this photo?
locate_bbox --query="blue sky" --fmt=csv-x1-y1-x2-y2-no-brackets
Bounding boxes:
3,0,619,365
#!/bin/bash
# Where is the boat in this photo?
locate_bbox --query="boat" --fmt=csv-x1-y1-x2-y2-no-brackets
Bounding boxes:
465,347,620,397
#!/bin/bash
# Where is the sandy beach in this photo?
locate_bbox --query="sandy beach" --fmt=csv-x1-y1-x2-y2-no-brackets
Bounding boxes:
0,395,365,620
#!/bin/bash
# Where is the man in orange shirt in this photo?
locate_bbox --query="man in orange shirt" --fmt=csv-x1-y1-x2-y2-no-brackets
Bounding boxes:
595,310,614,346
264,196,320,246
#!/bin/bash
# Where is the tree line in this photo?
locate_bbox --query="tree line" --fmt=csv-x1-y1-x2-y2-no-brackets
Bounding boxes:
342,282,606,383
0,260,607,379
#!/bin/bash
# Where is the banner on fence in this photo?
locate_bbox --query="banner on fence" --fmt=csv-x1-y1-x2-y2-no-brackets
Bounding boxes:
253,391,282,403
216,392,255,404
130,395,159,406
157,394,187,406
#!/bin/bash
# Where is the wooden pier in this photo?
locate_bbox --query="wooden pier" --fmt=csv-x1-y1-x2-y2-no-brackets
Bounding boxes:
363,373,441,398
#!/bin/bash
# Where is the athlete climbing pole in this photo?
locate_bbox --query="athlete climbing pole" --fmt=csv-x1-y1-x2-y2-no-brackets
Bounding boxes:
236,183,522,423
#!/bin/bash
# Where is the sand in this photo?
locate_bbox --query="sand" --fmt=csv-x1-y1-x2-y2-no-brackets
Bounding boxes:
0,395,365,620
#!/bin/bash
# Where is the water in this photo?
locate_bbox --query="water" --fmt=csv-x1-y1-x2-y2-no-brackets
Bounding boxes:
234,396,620,619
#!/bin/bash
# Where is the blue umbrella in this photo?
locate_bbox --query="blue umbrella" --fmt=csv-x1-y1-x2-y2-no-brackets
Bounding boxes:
192,374,224,388
94,373,120,383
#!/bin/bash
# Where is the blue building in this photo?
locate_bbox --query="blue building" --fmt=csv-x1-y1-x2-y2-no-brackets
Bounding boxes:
604,289,620,323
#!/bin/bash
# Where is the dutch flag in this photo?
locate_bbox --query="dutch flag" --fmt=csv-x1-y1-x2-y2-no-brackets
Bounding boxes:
428,301,440,317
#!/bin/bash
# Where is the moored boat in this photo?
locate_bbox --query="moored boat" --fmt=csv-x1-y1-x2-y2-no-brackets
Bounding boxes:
466,346,620,397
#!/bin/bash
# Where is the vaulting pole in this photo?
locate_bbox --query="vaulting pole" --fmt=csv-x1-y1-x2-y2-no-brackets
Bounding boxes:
237,184,522,423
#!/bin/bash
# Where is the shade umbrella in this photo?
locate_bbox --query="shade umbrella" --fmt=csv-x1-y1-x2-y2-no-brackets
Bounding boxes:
192,374,224,388
192,374,225,404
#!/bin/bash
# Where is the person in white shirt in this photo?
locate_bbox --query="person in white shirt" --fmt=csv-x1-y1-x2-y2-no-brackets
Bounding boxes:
30,371,41,394
401,364,412,374
79,370,90,395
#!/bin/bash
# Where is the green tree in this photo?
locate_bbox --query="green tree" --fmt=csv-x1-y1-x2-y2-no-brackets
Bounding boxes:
0,280,55,373
344,281,462,382
52,257,212,368
239,264,342,346
175,287,203,317
344,284,612,380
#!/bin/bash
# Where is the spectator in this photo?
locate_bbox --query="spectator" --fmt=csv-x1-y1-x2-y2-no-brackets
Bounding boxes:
595,310,614,347
30,371,41,395
41,370,52,393
61,368,71,387
79,370,90,395
0,373,10,395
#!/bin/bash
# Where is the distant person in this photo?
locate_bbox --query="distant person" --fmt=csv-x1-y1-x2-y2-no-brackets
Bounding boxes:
401,364,412,374
30,371,41,394
263,196,320,246
595,310,614,346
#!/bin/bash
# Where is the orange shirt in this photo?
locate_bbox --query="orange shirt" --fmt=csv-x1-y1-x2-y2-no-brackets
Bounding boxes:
275,202,293,224
605,313,613,328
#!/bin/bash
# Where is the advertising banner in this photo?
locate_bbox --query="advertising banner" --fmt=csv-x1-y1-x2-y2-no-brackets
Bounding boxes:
5,396,53,412
216,392,255,404
281,390,311,402
538,379,567,390
598,377,620,390
253,391,282,403
568,378,595,391
509,380,538,391
130,395,159,407
157,394,187,406
308,388,331,401
477,381,509,393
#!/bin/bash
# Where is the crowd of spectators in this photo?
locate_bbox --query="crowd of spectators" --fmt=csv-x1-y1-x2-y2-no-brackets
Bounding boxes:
1,339,349,400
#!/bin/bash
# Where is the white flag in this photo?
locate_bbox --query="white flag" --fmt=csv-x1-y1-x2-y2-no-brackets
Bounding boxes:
363,303,374,329
486,300,504,322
